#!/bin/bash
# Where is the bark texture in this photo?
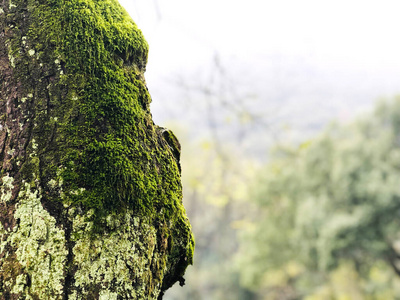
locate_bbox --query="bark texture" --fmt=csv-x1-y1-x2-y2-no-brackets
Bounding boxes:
0,0,194,299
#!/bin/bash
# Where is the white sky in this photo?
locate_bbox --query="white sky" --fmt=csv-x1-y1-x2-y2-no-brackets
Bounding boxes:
117,0,400,140
119,0,400,76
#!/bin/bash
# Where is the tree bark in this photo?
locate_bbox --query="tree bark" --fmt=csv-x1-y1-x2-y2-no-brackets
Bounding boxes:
0,0,194,299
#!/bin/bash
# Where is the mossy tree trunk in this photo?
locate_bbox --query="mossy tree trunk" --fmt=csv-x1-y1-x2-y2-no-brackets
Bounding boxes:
0,0,194,299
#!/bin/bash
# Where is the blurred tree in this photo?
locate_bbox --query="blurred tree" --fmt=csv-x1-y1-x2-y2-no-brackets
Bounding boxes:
171,54,277,157
238,97,400,299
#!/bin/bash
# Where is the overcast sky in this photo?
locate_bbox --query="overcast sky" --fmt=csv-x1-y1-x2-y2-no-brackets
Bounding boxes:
118,0,400,138
119,0,400,75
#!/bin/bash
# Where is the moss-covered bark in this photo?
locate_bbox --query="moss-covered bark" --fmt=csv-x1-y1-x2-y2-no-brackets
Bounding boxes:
0,0,194,298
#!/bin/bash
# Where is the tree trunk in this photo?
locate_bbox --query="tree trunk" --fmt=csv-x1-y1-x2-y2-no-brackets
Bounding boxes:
0,0,194,299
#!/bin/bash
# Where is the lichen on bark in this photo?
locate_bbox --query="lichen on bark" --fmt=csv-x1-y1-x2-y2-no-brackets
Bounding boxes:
0,0,194,298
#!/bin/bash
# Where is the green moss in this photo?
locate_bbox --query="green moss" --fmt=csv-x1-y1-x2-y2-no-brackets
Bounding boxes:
23,0,154,214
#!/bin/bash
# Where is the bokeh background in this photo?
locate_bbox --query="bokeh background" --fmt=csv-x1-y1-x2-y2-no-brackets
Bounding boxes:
119,1,400,299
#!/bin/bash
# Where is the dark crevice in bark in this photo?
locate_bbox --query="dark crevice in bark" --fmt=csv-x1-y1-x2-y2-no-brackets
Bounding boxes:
62,219,75,300
38,155,75,298
0,131,8,165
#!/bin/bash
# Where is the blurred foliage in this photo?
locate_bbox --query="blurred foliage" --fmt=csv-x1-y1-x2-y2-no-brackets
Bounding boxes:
237,97,400,299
